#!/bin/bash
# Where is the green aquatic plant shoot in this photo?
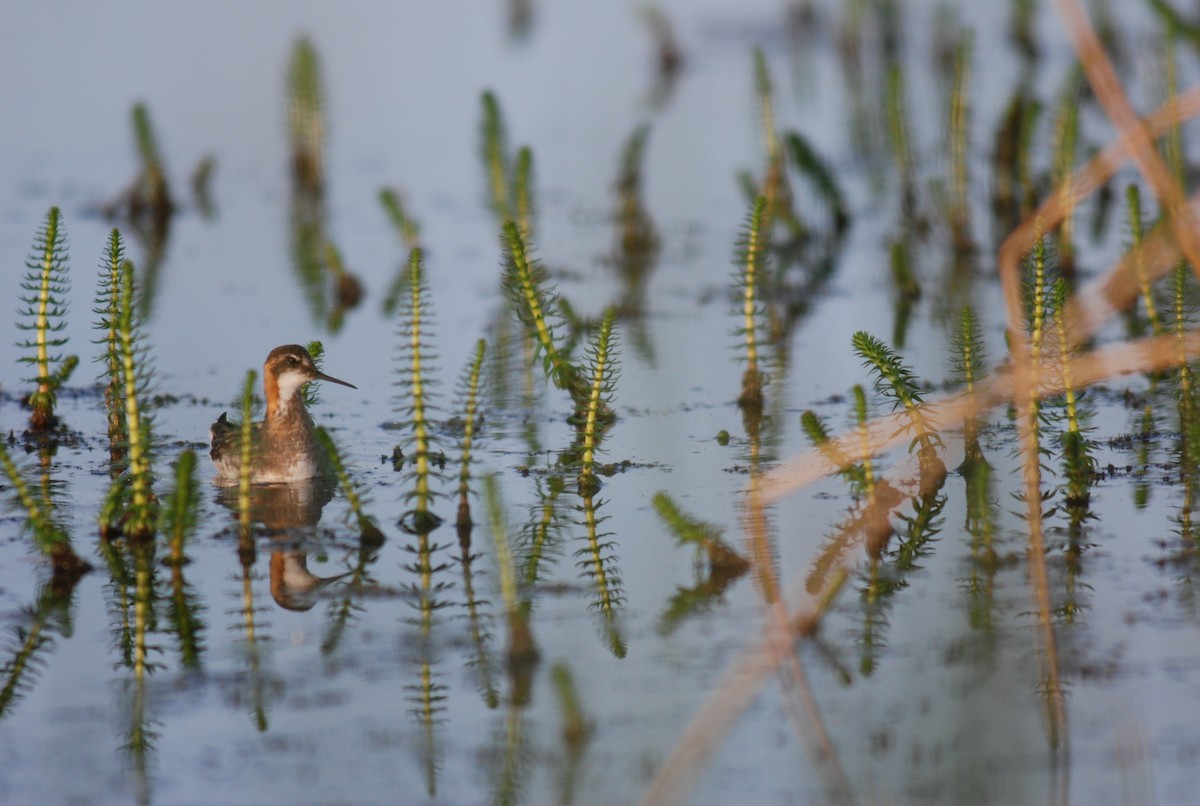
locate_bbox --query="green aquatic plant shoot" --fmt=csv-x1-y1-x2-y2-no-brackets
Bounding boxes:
315,427,385,545
578,309,619,496
948,30,972,243
112,259,157,539
480,90,513,222
395,248,442,531
0,442,79,571
454,339,488,540
501,222,583,402
287,37,325,191
130,103,173,219
736,197,770,411
237,369,257,536
17,207,77,432
784,131,851,234
484,474,538,666
513,146,535,240
851,331,942,466
652,492,747,572
160,450,198,566
95,229,127,463
380,187,421,248
1125,184,1162,336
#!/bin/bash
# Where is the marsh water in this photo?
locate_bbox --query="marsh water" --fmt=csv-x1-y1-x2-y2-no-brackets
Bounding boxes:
4,1,1200,803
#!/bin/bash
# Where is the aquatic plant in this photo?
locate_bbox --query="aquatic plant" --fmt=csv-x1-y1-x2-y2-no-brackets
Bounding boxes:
0,581,76,720
784,131,851,234
501,222,583,404
380,187,421,248
314,427,384,545
947,30,972,248
159,452,205,670
1052,69,1083,275
480,90,513,223
1050,279,1096,505
952,305,988,467
1124,184,1162,337
98,258,158,540
94,229,127,463
652,492,747,572
577,309,619,496
287,37,325,192
735,197,770,411
453,339,488,542
16,207,77,432
236,370,257,539
128,102,173,222
160,449,198,565
394,248,443,531
0,441,83,574
483,475,538,667
851,331,943,471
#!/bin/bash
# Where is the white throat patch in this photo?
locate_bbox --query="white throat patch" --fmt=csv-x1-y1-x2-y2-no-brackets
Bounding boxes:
274,370,309,415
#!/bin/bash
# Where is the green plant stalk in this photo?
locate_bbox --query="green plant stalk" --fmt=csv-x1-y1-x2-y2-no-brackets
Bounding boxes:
1053,78,1080,270
237,370,257,534
314,427,382,540
502,222,579,397
1126,185,1162,335
738,197,768,409
97,230,126,460
1163,38,1185,184
456,340,487,530
407,249,434,523
579,310,617,492
162,450,198,565
0,442,67,556
481,91,511,220
853,384,877,498
651,492,724,546
19,207,73,430
514,147,534,240
886,65,913,189
117,260,155,538
949,32,972,224
1052,280,1083,435
484,475,521,628
752,48,783,218
784,132,850,231
851,331,938,456
379,187,420,247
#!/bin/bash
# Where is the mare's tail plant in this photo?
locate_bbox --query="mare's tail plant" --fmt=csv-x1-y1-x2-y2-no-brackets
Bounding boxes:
484,474,538,667
481,90,513,223
577,309,620,496
17,207,77,432
395,248,443,532
1125,184,1162,338
101,259,158,540
784,131,851,234
454,339,488,543
1051,279,1095,506
736,197,770,411
952,305,988,467
852,331,943,474
160,450,199,566
130,103,173,220
315,427,385,546
287,37,325,192
501,222,584,405
95,229,127,463
236,370,257,539
0,441,85,574
652,492,747,572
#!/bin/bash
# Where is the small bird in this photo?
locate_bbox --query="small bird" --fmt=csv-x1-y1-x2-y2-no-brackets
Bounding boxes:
210,344,357,485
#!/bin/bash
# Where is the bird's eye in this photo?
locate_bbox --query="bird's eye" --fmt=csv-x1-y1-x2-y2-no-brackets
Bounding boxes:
287,356,299,365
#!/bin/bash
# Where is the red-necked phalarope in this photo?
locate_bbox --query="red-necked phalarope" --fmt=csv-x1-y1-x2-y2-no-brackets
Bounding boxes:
210,344,356,485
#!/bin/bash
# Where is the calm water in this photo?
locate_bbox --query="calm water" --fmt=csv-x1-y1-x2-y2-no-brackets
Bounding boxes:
2,1,1200,803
